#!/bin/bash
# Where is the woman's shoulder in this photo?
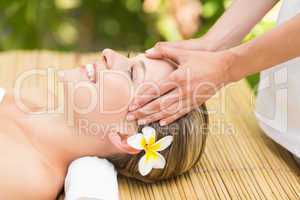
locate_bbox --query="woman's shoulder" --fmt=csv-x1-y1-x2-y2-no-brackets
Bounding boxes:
0,130,63,199
0,87,58,115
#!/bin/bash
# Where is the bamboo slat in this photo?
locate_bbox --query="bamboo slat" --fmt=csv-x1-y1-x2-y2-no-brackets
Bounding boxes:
0,51,299,200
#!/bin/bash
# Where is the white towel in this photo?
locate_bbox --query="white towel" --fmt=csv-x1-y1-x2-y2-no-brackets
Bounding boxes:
64,157,119,200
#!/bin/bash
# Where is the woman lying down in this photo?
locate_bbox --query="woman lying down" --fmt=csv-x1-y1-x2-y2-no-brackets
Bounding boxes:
0,49,208,199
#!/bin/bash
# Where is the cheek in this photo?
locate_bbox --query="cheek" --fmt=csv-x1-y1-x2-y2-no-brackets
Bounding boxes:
73,86,95,110
67,71,133,124
101,72,132,113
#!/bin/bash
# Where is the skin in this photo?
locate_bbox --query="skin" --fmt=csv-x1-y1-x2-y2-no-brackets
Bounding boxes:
0,50,174,199
127,0,300,125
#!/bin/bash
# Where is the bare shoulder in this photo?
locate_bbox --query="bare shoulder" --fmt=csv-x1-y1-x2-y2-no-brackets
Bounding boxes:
0,128,63,199
0,87,58,116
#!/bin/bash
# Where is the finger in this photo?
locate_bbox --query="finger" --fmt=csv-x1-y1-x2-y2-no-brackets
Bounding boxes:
146,40,197,59
158,95,195,126
137,111,172,125
127,89,181,121
129,68,188,111
159,100,195,126
145,42,176,59
130,56,186,103
128,82,159,111
138,100,184,125
145,47,163,59
156,46,185,63
127,100,160,121
129,75,181,111
160,91,210,125
139,85,188,115
160,106,193,126
132,81,160,100
146,45,187,64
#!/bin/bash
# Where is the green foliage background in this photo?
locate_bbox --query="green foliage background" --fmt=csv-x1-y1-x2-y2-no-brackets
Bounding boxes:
0,0,277,88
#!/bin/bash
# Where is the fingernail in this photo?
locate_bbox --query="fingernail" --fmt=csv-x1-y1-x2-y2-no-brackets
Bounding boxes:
126,114,135,121
138,119,146,125
160,120,167,126
145,48,156,55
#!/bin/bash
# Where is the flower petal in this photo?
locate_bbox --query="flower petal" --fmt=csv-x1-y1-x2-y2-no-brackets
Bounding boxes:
152,152,166,169
151,135,173,151
138,154,154,176
142,126,156,145
127,133,146,150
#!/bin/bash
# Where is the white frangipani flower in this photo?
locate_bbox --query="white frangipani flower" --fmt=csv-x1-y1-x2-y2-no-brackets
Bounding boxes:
127,126,173,176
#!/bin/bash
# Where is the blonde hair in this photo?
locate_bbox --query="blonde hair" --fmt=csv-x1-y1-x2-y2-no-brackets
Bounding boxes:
109,104,208,183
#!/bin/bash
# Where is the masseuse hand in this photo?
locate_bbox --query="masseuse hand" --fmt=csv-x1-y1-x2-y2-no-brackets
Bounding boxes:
145,38,219,53
127,45,233,126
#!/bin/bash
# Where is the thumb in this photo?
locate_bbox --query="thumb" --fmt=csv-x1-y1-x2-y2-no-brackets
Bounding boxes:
146,46,186,64
145,41,180,59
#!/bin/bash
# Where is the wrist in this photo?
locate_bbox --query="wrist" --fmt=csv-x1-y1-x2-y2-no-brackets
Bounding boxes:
198,36,221,52
218,49,242,84
224,45,255,83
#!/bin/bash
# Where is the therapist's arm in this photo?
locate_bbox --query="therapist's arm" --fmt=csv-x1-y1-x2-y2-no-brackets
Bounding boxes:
147,0,279,54
203,0,279,50
228,12,300,81
128,12,300,125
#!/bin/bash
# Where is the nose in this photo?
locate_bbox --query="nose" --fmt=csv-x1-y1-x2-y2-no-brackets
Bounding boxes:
101,49,130,71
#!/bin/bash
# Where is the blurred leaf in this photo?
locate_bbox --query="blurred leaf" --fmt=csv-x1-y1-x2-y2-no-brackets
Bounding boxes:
0,0,276,57
125,0,142,12
156,15,182,41
202,1,219,18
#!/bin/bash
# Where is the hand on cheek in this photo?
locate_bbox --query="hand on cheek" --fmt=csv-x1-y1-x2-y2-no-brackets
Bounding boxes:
128,46,233,125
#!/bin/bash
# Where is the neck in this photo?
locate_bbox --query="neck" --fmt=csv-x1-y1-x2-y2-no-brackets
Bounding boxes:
17,112,121,167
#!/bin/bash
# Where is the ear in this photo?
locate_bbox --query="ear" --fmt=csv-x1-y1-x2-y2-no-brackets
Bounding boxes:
108,132,141,155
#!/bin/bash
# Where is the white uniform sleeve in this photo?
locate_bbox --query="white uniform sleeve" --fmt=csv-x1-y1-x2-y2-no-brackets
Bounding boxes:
64,157,119,200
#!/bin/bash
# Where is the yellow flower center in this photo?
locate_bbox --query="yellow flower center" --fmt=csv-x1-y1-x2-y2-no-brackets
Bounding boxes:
145,149,158,162
138,132,164,163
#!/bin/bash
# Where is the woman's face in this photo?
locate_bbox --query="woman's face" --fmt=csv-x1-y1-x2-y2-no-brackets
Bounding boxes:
60,49,174,142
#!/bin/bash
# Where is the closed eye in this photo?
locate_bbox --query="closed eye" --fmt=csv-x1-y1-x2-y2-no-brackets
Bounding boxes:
128,65,134,80
130,60,146,83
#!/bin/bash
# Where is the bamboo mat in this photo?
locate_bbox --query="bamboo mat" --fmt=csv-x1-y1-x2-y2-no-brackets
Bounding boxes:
0,51,299,200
